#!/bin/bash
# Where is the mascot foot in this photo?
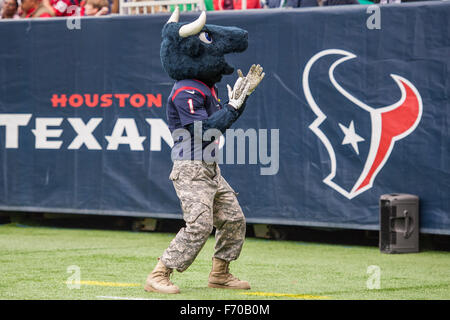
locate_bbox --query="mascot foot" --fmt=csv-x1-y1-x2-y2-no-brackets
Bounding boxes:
208,257,250,290
144,260,180,294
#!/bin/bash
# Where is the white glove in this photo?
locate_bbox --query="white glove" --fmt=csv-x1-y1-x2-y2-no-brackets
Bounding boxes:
237,64,265,96
226,77,251,110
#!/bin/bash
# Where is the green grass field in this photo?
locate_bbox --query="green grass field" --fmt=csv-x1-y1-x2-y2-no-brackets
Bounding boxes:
0,223,449,300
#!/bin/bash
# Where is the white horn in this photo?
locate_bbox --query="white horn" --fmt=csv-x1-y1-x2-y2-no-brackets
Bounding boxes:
167,7,179,24
179,11,206,38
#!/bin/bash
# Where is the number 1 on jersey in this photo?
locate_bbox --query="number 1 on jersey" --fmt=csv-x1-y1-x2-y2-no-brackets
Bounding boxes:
188,99,195,114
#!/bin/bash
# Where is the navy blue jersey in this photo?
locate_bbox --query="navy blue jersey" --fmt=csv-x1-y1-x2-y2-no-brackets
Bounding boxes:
167,79,223,160
167,79,222,132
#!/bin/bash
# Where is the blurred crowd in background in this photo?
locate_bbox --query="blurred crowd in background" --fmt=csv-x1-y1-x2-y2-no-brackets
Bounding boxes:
0,0,439,19
0,0,115,18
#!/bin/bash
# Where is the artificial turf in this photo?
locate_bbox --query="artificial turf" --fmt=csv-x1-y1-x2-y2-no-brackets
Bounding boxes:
0,223,449,300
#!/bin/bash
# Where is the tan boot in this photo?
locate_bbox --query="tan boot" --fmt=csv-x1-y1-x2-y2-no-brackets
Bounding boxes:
144,259,180,294
208,257,250,290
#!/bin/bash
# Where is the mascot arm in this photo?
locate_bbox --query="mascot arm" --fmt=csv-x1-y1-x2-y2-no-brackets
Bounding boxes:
174,89,248,136
185,104,240,138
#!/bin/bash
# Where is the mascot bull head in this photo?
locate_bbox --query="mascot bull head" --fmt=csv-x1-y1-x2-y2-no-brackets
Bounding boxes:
160,8,249,85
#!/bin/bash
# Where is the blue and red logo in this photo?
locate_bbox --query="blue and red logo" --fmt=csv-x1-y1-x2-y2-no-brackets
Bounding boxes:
303,49,423,199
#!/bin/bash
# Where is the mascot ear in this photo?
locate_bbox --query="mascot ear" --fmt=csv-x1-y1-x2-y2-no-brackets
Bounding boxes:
180,38,202,57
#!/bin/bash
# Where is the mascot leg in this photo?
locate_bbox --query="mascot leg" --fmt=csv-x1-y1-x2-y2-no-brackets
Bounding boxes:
146,161,216,293
161,161,217,271
208,170,250,290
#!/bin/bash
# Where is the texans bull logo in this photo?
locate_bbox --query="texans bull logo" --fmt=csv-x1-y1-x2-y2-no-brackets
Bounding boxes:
302,49,423,199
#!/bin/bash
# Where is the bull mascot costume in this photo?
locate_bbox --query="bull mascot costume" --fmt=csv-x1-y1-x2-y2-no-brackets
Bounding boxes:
144,8,264,294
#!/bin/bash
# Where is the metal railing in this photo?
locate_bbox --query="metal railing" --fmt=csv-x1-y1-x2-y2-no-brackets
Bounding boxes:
119,0,206,15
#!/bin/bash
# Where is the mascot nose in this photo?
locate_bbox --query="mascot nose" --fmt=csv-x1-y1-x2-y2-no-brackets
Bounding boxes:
223,28,248,54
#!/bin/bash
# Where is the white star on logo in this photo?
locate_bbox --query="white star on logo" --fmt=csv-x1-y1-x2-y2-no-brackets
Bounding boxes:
338,120,365,155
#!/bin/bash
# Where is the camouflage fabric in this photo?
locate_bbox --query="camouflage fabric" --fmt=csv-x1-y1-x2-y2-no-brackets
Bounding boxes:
160,160,246,272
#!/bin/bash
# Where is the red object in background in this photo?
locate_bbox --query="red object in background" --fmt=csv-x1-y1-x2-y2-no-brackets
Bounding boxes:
213,0,261,10
233,0,261,9
50,0,80,16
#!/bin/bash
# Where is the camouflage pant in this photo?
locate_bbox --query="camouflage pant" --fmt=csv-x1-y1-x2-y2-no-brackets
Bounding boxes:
160,160,246,272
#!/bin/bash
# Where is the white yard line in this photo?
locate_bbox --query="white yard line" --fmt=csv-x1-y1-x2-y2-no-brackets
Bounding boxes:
97,295,161,300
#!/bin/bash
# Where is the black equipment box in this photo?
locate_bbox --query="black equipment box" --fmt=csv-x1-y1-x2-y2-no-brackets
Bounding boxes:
379,194,419,253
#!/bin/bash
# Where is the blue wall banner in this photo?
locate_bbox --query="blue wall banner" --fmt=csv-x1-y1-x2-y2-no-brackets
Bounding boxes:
0,2,449,234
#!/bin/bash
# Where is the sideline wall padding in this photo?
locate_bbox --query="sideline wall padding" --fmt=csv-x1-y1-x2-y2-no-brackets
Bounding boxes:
0,2,449,234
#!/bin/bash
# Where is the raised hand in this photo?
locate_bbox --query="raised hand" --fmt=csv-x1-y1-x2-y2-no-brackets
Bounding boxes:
226,77,251,110
237,64,265,96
